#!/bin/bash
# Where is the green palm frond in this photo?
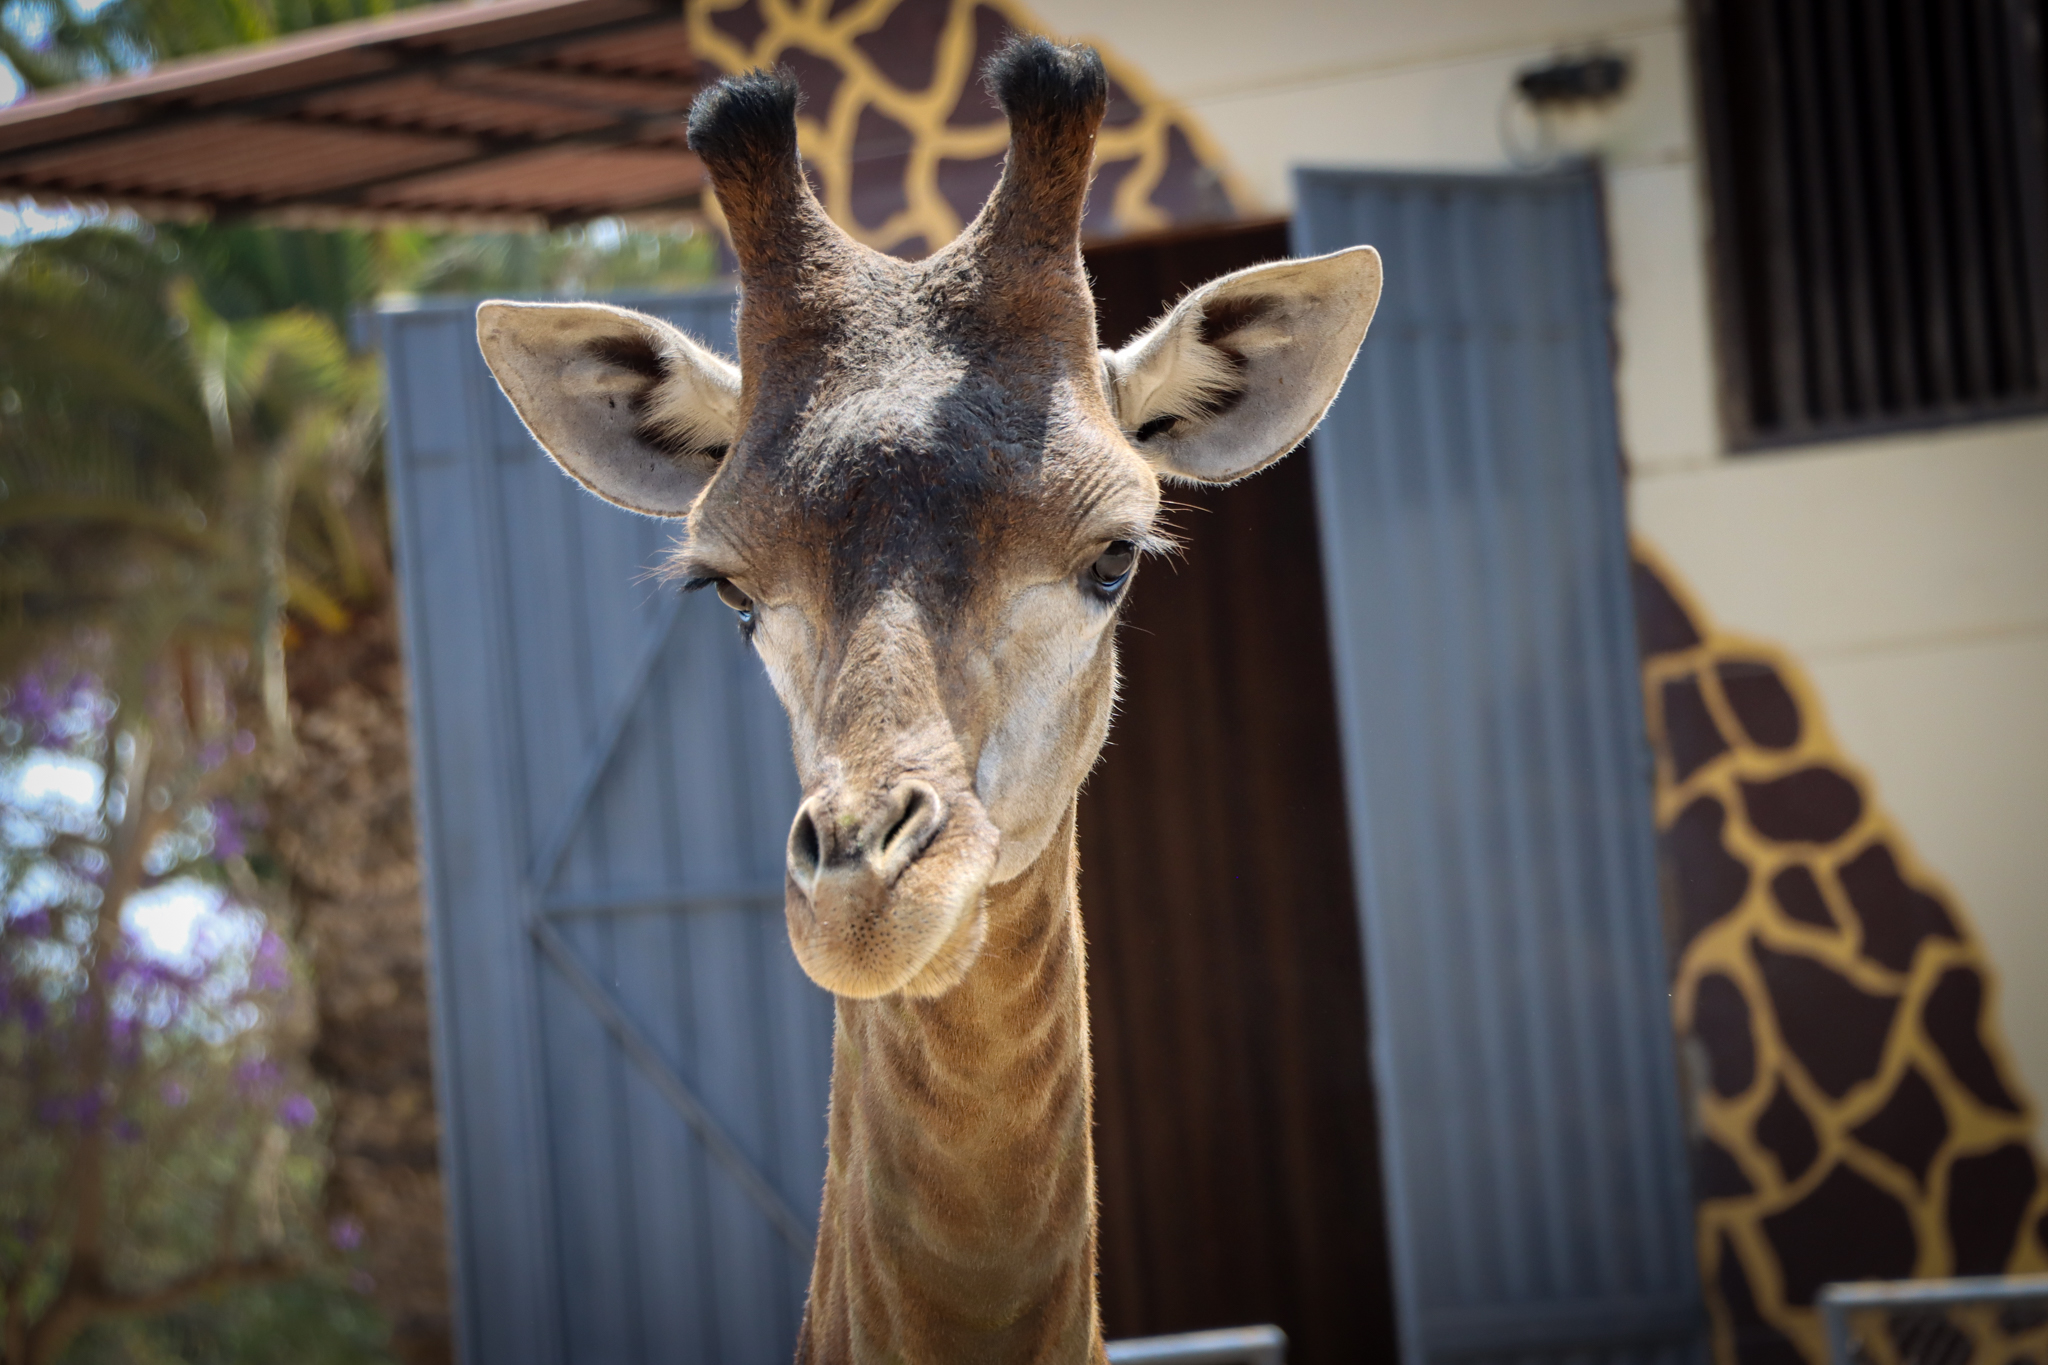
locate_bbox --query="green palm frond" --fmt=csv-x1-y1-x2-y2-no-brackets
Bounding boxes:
0,225,385,689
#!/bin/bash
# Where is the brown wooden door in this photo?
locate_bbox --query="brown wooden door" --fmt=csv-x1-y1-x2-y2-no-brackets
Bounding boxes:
1079,222,1399,1365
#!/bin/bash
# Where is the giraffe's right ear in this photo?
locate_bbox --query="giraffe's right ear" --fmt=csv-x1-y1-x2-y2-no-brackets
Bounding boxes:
1102,247,1381,484
476,301,740,518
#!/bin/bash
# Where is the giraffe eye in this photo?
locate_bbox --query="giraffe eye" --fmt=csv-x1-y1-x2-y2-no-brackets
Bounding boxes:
1088,541,1136,594
715,579,754,624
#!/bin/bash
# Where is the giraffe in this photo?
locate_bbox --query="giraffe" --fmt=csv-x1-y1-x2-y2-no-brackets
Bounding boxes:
1632,543,2048,1365
473,37,1380,1363
685,0,1248,257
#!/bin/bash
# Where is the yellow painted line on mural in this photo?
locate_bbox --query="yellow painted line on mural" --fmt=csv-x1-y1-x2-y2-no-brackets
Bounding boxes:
687,0,1254,254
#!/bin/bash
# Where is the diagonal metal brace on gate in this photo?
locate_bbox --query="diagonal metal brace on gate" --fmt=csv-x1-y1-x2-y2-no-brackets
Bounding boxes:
523,594,813,1256
529,916,813,1253
530,593,684,891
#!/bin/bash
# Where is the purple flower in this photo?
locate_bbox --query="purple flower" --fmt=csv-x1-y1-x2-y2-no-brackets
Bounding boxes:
278,1093,317,1129
232,729,257,756
107,1015,139,1064
160,1079,189,1108
3,666,101,743
198,742,227,772
4,675,59,736
209,799,246,861
10,908,53,939
330,1217,365,1252
234,1056,281,1097
249,932,288,992
151,958,199,993
113,1117,143,1144
35,1093,104,1128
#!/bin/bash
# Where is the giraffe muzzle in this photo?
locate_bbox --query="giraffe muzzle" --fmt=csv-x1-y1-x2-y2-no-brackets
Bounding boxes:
787,778,944,897
782,773,1000,999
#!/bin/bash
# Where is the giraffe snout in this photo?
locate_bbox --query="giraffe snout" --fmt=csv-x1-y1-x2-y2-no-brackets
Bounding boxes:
780,770,999,999
787,778,946,898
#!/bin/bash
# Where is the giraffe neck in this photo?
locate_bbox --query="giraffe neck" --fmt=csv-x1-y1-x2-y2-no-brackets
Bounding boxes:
798,802,1101,1365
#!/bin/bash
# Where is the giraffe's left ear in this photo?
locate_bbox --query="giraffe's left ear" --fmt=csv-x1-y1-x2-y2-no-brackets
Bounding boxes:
1102,246,1381,483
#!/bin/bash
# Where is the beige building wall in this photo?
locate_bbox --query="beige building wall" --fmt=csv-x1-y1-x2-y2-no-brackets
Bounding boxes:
1030,0,2048,1131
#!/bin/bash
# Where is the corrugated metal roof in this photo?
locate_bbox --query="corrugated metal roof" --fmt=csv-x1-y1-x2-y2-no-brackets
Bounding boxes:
0,0,704,230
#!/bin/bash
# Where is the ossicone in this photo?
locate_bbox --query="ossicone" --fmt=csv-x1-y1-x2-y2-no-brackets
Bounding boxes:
953,36,1109,260
982,33,1108,130
687,67,802,182
686,66,852,286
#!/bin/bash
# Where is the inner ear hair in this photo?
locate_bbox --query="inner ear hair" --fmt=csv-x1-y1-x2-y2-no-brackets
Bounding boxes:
1183,293,1287,421
1108,295,1254,439
1101,246,1384,484
476,300,742,518
588,332,664,380
607,334,732,462
1199,293,1279,346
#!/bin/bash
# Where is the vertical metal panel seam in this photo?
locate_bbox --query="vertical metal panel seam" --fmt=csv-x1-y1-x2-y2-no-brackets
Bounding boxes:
1413,182,1534,1301
1368,184,1487,1306
1557,175,1689,1285
465,325,572,1365
1545,179,1659,1284
1297,172,1430,1365
1496,225,1609,1292
1459,184,1579,1288
1405,182,1519,1301
376,312,480,1365
1576,174,1690,1278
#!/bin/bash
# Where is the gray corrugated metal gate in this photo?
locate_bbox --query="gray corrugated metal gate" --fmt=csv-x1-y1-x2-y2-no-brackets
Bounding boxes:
376,286,830,1365
378,165,1701,1365
1298,167,1705,1365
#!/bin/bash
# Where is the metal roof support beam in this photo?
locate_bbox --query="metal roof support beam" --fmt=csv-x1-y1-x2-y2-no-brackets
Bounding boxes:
196,125,696,218
0,2,684,163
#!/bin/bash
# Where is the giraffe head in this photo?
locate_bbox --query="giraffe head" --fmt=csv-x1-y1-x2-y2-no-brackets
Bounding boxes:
477,39,1381,1000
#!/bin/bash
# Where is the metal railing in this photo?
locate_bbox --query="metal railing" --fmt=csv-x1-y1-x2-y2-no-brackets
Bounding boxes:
1821,1276,2048,1365
1105,1325,1287,1365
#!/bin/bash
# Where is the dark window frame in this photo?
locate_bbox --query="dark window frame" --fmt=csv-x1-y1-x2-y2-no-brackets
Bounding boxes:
1691,0,2048,451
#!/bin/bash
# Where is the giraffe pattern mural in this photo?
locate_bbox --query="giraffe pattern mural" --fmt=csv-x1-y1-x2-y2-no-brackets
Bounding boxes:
685,0,1247,257
1633,543,2048,1365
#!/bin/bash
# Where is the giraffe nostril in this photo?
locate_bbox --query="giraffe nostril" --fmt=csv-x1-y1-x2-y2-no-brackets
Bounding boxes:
873,780,943,883
792,781,946,900
788,801,824,895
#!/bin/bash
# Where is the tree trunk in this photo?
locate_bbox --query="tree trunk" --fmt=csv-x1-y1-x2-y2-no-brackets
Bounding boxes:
271,599,452,1365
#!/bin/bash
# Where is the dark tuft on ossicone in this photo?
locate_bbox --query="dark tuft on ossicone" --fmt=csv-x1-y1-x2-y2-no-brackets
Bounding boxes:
687,67,802,172
981,35,1107,125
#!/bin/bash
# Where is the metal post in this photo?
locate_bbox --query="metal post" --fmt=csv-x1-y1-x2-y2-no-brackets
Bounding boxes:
1105,1325,1288,1365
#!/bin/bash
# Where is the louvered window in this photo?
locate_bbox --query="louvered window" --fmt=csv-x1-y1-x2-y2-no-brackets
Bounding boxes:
1693,0,2048,448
